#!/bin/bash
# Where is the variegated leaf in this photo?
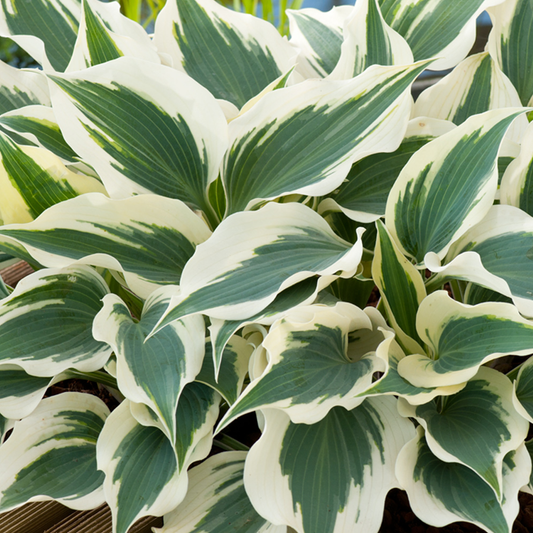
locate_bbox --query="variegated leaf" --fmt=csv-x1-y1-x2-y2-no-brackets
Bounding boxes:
463,283,513,306
244,398,415,533
386,108,526,265
0,392,108,512
0,0,81,72
196,337,252,405
0,364,54,419
396,427,530,533
172,382,220,470
426,204,533,317
488,0,533,106
287,6,351,79
154,0,296,109
329,0,413,80
501,121,533,216
217,302,384,430
526,440,533,495
48,56,228,213
0,193,211,299
97,401,184,533
208,277,323,377
155,451,285,533
379,0,506,70
397,291,533,388
93,289,205,444
512,355,533,423
153,202,364,329
0,105,79,163
67,0,160,71
0,265,111,377
0,414,13,442
0,61,50,113
0,134,105,225
363,329,466,404
413,52,526,143
223,61,429,215
319,117,456,223
98,384,220,533
372,219,426,354
0,234,41,268
401,367,528,499
0,270,9,296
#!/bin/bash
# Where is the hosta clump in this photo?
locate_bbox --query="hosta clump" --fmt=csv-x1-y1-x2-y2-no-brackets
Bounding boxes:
0,0,533,532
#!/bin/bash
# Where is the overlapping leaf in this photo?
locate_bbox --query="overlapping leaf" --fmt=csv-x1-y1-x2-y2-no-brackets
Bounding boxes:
0,134,104,225
0,0,81,71
97,401,184,533
0,364,55,419
156,452,284,533
287,6,350,78
372,219,426,354
0,392,108,512
48,56,228,213
223,60,429,215
154,0,296,109
244,398,415,533
0,265,111,377
329,0,412,80
67,0,160,71
401,367,528,499
413,52,526,142
93,289,205,444
363,329,466,404
98,384,220,533
218,302,384,430
0,414,13,442
426,204,533,317
386,108,526,265
0,193,212,299
196,337,252,405
208,277,323,377
0,274,8,297
320,118,456,222
397,291,533,387
0,105,79,163
379,0,506,70
153,202,364,329
0,61,50,114
488,0,533,106
501,121,533,216
396,427,530,533
512,356,533,423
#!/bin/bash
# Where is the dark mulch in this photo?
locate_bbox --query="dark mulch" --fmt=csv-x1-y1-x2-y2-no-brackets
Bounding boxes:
45,379,120,411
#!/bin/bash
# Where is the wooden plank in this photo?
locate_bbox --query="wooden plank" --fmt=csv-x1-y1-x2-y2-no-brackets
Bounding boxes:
0,501,74,533
0,260,33,287
44,504,163,533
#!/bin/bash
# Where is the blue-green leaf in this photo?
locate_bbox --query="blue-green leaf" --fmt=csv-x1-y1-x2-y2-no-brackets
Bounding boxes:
156,452,283,533
49,56,228,213
0,392,108,512
0,0,81,71
0,193,211,299
223,60,430,215
0,265,111,377
386,108,527,265
244,398,415,533
154,0,296,108
396,427,530,533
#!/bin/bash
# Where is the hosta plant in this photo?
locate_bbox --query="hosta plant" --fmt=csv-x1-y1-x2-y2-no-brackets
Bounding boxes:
0,1,533,533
